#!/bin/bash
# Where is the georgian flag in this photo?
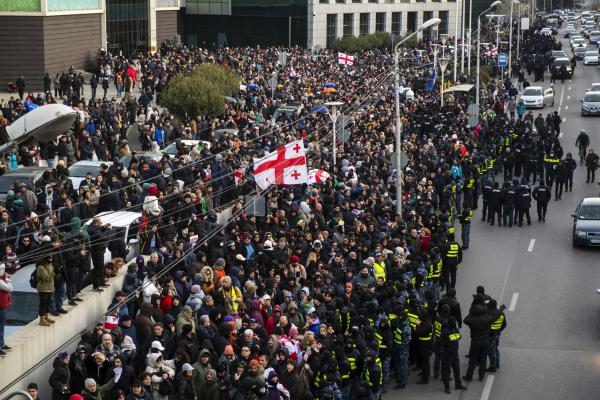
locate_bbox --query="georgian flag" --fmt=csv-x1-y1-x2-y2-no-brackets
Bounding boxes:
253,140,308,190
307,169,330,184
338,52,355,66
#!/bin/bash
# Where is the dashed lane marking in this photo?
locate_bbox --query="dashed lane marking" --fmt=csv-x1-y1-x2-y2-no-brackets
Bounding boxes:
481,375,495,400
567,95,571,100
559,132,564,137
527,238,536,252
565,106,569,110
509,292,519,312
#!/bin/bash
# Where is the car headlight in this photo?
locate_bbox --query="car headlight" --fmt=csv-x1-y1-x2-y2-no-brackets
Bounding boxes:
576,230,587,237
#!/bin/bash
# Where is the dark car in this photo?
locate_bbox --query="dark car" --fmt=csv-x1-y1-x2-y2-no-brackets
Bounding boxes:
572,198,600,247
0,166,49,201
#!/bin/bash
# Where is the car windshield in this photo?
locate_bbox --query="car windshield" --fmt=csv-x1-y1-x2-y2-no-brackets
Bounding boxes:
579,205,600,220
584,94,600,102
69,164,102,177
0,176,33,192
586,51,599,56
555,59,570,66
523,88,542,96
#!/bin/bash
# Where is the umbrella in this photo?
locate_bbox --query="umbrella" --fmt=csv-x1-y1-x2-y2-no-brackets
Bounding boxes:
323,87,337,93
324,83,337,88
247,83,259,90
310,105,328,113
225,96,240,104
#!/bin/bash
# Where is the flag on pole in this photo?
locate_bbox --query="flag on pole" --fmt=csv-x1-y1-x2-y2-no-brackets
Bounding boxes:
234,162,247,186
307,169,330,184
425,69,436,92
253,140,308,190
337,52,355,66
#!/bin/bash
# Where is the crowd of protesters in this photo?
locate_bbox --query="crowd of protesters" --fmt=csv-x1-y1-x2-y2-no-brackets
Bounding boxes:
0,17,576,400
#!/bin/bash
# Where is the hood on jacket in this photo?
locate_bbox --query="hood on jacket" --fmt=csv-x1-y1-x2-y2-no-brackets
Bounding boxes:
271,304,282,318
147,352,162,367
71,217,82,232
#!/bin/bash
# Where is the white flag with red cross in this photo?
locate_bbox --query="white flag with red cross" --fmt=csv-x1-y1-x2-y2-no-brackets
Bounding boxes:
307,169,330,184
338,52,355,66
253,140,308,190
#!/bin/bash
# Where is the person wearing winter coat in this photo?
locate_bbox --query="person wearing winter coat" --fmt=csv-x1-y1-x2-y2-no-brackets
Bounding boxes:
69,345,89,394
176,363,196,400
81,375,115,400
192,348,212,396
266,371,290,400
145,352,175,400
36,255,55,326
126,381,152,400
279,360,308,400
49,352,71,400
134,302,154,345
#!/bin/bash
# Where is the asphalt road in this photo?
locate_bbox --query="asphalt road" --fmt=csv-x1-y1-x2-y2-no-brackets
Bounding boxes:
385,29,600,399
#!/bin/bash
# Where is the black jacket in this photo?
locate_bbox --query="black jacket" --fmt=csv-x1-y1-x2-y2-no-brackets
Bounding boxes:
533,185,551,203
463,306,493,342
49,357,71,400
175,372,195,400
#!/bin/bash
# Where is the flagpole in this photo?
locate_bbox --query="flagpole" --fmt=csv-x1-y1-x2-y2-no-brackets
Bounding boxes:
325,101,343,168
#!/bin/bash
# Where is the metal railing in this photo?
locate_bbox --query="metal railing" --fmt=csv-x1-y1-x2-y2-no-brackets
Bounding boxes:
2,390,33,400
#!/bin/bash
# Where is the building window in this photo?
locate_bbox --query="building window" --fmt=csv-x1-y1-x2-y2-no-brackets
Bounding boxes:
327,14,338,47
336,0,345,3
385,0,394,3
422,11,433,39
407,11,417,33
320,0,329,3
369,0,378,3
439,11,449,34
352,0,362,3
360,13,370,35
376,12,386,32
343,13,354,37
392,12,401,35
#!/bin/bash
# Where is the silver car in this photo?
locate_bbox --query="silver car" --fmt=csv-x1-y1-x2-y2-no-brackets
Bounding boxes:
581,91,600,116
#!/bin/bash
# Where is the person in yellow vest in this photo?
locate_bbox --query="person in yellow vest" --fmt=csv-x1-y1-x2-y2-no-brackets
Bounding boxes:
441,233,462,291
486,299,507,372
219,276,243,314
373,252,386,282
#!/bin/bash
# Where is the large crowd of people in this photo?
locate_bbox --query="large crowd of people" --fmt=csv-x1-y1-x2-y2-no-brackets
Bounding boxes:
1,15,591,400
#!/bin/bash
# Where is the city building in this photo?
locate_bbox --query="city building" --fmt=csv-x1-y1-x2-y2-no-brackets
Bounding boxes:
184,0,462,50
0,0,182,89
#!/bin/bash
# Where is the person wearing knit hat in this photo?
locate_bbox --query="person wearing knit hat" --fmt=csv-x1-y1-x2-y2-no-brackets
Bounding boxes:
84,378,96,389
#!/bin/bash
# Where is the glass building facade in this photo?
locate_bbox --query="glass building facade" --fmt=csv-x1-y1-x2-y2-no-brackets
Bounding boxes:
185,0,308,47
106,0,149,56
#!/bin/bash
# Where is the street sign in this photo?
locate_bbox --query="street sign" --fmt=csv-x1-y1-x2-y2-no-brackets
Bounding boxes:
521,17,530,30
267,77,277,91
391,151,409,169
498,53,508,67
336,115,352,142
467,103,479,127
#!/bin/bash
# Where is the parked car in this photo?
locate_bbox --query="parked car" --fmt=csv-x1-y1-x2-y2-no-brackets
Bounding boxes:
572,198,600,247
4,264,38,337
68,160,113,189
575,46,588,59
163,139,211,157
586,82,600,92
0,166,49,201
83,210,143,262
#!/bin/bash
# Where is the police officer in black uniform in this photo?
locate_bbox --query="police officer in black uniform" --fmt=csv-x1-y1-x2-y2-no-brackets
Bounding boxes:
517,179,532,227
532,181,551,222
564,152,577,192
488,182,502,226
480,179,493,222
500,181,516,227
439,316,467,394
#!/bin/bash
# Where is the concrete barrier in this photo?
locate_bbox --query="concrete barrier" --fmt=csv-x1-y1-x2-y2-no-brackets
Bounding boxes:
0,261,131,397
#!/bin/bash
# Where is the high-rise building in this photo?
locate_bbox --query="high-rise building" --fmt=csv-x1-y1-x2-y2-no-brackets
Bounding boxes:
183,0,461,50
0,0,182,89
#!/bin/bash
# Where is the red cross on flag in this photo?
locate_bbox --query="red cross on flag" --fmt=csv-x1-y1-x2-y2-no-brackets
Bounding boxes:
307,169,330,184
337,52,355,66
253,140,308,190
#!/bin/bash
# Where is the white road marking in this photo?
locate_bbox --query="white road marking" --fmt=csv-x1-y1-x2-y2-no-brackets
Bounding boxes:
558,85,566,112
563,117,566,122
559,132,564,137
568,86,572,91
509,292,519,312
565,106,569,110
567,95,571,100
481,375,495,400
528,238,536,252
569,79,572,83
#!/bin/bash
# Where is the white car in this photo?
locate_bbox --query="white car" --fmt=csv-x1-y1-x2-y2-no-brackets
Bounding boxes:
564,25,577,37
84,210,142,263
68,160,113,189
541,28,553,36
587,82,600,92
584,50,600,64
572,37,587,50
590,30,600,43
520,86,555,109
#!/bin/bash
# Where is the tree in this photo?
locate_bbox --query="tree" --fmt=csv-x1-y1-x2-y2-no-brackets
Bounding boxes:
161,64,240,119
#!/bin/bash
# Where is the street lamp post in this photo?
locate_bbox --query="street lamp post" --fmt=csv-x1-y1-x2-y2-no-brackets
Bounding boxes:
454,0,460,82
394,17,441,216
476,1,502,120
440,57,449,106
509,0,521,78
324,101,344,167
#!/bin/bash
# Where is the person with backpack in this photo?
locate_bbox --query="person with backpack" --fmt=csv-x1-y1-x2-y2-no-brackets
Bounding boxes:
35,254,55,326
